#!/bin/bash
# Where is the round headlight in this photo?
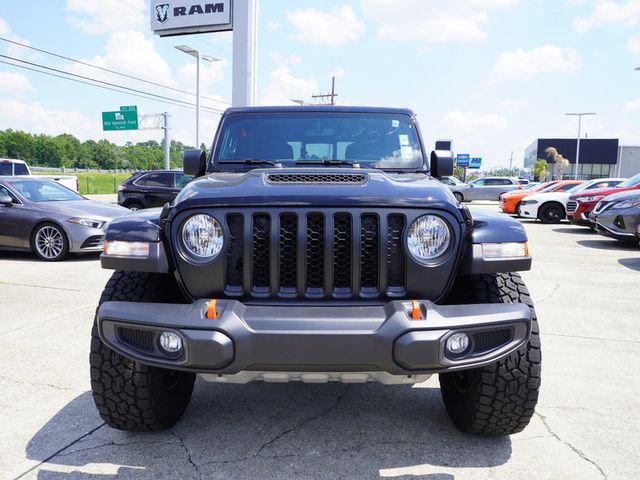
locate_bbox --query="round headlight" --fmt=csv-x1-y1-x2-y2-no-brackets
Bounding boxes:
181,214,223,259
407,215,450,261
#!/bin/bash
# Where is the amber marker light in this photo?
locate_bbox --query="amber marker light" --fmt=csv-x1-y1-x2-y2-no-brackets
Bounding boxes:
207,299,218,319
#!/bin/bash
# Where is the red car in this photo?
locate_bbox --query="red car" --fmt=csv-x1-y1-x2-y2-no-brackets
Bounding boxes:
567,173,640,226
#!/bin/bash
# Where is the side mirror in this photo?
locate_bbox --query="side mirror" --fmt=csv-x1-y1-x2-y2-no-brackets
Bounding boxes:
183,149,207,177
0,195,13,206
430,150,454,178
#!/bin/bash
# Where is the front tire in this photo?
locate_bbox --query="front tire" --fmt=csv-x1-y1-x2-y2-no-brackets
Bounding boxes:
31,222,69,261
90,271,196,431
538,202,564,224
439,273,541,435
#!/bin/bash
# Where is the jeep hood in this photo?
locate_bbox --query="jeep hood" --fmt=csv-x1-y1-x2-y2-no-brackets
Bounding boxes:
172,168,462,218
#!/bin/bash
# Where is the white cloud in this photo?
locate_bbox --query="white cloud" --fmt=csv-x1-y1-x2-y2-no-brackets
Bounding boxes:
261,66,319,106
443,110,509,130
361,0,518,45
177,59,228,99
0,16,37,60
499,98,528,111
65,0,147,34
494,44,582,79
286,6,366,47
0,71,35,95
627,35,640,52
626,97,640,110
574,0,640,32
0,99,97,139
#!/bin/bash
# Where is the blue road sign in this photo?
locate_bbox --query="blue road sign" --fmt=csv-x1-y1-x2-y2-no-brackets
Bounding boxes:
456,154,470,167
469,157,482,169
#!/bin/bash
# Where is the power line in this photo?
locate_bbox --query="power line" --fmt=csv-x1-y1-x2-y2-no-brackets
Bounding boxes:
0,53,224,113
0,36,231,106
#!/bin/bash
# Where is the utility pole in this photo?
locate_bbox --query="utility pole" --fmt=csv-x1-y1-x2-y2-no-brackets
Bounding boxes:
565,112,596,180
509,151,513,172
312,77,338,105
163,112,170,170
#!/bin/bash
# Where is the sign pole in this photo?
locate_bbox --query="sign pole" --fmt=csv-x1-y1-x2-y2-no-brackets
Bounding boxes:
163,112,171,170
232,0,258,106
196,52,200,149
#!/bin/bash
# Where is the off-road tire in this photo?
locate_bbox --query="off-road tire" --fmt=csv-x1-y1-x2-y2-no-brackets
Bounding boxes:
453,192,464,203
439,272,541,436
90,271,196,431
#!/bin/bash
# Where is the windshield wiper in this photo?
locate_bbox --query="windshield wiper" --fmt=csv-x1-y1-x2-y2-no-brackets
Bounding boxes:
295,159,361,168
218,159,283,168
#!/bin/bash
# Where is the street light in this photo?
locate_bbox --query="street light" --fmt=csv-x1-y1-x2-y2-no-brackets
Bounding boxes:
175,45,221,149
565,112,596,180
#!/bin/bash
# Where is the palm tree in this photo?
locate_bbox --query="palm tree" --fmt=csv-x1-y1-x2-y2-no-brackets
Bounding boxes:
545,147,569,181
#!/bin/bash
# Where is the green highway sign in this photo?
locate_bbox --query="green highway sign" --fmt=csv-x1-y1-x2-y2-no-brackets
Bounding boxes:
120,105,137,112
102,110,138,131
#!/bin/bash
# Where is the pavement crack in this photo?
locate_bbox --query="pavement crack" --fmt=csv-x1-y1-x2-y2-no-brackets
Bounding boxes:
536,281,560,304
55,438,179,458
172,430,203,480
535,412,607,479
0,280,94,293
541,332,640,345
13,422,106,480
0,375,80,392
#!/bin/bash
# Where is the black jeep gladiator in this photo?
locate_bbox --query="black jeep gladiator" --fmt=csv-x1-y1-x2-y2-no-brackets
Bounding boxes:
92,106,540,436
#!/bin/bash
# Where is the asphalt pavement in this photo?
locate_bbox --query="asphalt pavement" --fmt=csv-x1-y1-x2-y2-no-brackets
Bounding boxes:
0,201,639,479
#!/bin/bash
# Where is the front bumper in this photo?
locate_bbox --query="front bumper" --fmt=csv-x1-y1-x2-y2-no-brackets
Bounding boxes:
569,202,596,226
97,299,532,376
590,210,640,241
67,223,107,252
519,202,539,219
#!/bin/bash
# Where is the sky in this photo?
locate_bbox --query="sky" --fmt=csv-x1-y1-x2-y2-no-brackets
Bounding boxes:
0,0,639,170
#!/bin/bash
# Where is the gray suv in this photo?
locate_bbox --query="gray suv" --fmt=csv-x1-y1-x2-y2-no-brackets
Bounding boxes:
451,177,520,202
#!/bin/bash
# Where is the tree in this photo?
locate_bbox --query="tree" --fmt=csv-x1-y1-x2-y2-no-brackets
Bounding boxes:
544,147,569,181
533,159,549,182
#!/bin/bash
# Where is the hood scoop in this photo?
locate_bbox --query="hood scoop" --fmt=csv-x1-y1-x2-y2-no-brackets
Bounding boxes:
265,173,368,185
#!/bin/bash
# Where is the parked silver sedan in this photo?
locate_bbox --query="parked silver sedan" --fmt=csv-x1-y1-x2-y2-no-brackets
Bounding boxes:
449,176,520,202
0,177,129,261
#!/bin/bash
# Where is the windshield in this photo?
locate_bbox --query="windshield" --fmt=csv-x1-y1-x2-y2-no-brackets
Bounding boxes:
213,112,424,170
541,183,563,192
616,173,640,188
8,179,84,202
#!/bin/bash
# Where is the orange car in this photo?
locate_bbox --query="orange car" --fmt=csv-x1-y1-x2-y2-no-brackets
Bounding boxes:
499,180,581,214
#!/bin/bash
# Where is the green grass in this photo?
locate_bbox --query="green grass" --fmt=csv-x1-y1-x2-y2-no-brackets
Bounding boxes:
32,171,132,194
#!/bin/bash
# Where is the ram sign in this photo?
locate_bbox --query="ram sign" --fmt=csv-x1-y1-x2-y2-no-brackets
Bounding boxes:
151,0,233,36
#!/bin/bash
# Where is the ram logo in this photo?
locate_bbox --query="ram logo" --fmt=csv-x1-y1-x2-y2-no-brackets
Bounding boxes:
155,3,170,23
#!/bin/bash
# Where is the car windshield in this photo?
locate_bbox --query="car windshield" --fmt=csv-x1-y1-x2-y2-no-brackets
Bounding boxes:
616,173,640,188
541,183,564,192
213,112,424,170
8,179,84,202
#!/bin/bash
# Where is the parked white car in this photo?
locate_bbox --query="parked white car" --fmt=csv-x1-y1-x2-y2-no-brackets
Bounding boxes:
519,178,626,224
0,158,79,192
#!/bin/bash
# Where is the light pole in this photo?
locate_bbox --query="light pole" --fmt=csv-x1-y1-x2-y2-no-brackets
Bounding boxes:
565,112,596,180
175,45,220,149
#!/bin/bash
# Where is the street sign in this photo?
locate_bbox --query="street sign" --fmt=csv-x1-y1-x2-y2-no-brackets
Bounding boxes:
469,157,482,169
456,154,470,167
120,105,137,112
102,110,139,131
151,0,233,37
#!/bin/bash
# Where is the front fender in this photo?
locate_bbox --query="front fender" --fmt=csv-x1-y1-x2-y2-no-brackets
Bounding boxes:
459,210,531,275
100,208,169,273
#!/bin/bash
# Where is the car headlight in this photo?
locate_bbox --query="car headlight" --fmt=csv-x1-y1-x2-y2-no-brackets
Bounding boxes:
407,215,450,261
181,214,223,259
611,199,640,209
578,195,605,203
68,217,104,229
521,199,537,205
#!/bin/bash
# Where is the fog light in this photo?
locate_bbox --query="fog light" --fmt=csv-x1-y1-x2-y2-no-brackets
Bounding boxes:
159,332,182,353
446,332,470,356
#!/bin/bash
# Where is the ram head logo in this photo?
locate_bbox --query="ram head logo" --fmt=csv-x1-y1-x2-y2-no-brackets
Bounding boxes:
155,3,170,23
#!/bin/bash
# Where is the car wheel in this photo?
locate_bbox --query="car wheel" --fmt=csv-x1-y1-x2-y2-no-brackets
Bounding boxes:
439,272,541,435
515,201,523,217
31,222,69,261
538,203,565,224
453,192,464,203
90,271,196,431
125,201,144,211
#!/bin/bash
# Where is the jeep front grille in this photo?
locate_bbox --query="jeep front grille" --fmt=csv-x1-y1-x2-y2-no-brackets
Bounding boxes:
223,211,406,299
266,173,367,184
566,200,578,213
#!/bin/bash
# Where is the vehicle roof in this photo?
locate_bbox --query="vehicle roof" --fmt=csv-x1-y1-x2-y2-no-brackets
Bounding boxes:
0,176,55,183
0,158,27,164
222,105,415,116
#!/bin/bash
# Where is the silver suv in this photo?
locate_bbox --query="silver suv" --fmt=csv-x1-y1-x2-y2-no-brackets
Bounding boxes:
450,176,520,202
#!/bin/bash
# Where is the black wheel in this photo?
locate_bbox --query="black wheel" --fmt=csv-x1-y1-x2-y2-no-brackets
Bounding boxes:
515,201,523,217
439,272,541,436
538,202,564,224
124,200,144,211
90,271,196,431
453,192,464,203
31,222,69,261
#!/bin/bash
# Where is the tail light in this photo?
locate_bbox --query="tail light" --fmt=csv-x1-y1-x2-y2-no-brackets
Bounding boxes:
118,185,126,192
